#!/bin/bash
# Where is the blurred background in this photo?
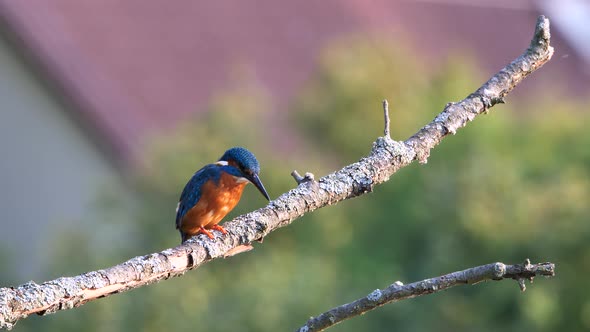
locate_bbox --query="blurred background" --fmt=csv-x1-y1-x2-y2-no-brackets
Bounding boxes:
1,0,589,331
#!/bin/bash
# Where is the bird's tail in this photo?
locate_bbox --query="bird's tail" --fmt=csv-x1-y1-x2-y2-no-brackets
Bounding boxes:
180,232,188,243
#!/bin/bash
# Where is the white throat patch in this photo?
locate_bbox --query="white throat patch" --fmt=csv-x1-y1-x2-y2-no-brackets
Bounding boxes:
215,160,229,166
234,176,250,183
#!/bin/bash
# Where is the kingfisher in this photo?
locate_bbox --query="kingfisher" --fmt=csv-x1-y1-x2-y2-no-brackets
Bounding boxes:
175,147,270,243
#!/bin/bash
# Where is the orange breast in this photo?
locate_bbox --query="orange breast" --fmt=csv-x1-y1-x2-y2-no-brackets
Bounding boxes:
180,173,247,235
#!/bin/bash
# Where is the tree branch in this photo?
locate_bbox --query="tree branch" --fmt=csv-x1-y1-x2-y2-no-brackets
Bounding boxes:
297,259,556,332
382,99,391,138
0,15,554,330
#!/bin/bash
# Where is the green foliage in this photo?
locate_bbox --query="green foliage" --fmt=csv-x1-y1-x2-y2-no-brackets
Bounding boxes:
16,36,590,331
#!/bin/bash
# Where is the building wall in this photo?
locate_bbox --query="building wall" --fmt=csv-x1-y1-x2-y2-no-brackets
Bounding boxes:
0,33,124,281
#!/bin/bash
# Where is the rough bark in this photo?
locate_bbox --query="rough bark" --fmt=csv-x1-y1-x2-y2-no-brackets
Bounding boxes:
297,260,556,332
0,16,554,330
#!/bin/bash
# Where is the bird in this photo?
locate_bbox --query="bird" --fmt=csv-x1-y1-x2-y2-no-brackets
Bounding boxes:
175,147,270,243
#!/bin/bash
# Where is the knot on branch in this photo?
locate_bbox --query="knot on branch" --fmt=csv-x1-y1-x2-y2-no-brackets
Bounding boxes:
291,170,316,185
492,262,506,280
504,259,555,292
351,174,373,196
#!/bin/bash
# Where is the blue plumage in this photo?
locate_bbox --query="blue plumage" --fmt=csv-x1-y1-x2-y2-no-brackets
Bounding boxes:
220,147,261,174
175,164,221,229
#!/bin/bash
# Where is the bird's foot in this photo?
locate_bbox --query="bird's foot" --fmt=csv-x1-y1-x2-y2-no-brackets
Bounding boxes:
198,227,215,239
211,224,228,235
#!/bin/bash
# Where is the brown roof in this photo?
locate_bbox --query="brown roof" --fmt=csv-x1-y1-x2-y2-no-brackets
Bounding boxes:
1,0,587,164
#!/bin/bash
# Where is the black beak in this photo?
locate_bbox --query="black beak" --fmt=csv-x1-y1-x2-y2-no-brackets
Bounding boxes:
247,173,270,201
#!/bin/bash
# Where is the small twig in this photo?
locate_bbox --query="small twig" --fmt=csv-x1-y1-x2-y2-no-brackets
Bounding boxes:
382,100,390,138
297,260,555,332
291,170,315,185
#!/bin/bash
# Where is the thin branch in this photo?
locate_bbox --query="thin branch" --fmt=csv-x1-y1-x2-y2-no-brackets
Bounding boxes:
297,260,556,332
0,15,554,330
382,99,390,138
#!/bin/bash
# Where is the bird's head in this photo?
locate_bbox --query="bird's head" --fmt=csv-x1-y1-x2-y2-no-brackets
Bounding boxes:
218,147,270,201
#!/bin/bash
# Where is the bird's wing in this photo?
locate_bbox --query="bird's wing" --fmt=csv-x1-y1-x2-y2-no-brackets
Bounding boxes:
175,164,221,229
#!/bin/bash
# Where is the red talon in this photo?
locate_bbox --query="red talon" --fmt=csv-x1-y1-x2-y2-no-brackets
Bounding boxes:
198,226,215,239
211,224,228,235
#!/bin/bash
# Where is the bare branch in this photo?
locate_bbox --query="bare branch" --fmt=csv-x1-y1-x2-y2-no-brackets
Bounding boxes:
382,99,390,138
297,260,556,332
291,170,316,185
0,15,554,330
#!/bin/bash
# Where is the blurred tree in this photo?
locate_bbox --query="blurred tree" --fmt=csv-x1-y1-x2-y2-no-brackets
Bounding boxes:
13,35,590,331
